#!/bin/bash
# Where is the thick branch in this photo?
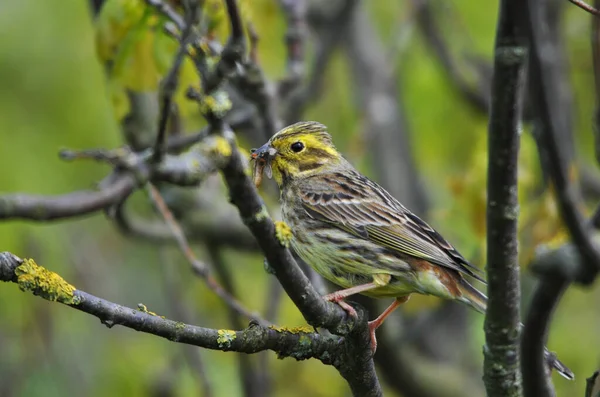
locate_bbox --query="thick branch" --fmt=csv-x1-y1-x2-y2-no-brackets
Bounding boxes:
484,0,527,396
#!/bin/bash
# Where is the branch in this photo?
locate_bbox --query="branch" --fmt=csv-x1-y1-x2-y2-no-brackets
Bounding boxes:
0,173,139,221
0,135,226,221
277,0,307,98
158,248,214,397
217,128,382,396
0,252,337,360
521,0,600,393
411,0,490,113
282,0,358,124
151,0,198,163
146,183,266,325
207,246,269,397
113,199,258,251
525,0,600,286
522,260,570,397
567,0,600,16
484,0,527,396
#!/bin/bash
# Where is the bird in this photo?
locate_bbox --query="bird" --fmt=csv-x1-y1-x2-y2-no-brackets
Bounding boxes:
250,121,574,380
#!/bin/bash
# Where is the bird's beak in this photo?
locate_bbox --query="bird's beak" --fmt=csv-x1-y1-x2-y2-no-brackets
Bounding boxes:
250,142,277,187
250,142,277,161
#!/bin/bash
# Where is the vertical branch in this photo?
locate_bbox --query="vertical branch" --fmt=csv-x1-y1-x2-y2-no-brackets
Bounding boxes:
484,0,527,396
521,0,600,394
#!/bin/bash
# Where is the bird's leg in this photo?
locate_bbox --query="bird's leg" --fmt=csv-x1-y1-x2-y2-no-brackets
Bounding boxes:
323,274,392,319
323,282,380,318
368,295,410,353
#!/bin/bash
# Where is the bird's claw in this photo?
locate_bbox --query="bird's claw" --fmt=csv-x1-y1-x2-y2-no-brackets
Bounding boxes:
323,293,358,318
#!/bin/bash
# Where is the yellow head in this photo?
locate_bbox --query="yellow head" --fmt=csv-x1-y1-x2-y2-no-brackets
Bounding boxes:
251,121,343,187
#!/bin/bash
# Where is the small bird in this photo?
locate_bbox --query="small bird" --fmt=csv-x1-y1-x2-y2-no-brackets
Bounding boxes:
251,121,573,380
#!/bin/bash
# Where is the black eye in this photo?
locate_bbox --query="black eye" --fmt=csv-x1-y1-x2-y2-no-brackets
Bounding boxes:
290,142,304,153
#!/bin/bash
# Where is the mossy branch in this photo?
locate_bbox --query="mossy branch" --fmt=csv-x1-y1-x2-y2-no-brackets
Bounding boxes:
0,252,340,361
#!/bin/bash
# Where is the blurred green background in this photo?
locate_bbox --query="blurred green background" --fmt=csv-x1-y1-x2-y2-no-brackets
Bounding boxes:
0,0,598,396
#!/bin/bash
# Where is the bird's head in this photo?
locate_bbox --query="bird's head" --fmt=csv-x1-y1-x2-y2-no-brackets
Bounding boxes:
251,121,344,187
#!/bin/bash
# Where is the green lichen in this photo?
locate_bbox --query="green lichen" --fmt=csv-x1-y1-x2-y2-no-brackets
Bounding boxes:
15,258,80,305
175,321,186,330
217,329,237,348
274,221,293,248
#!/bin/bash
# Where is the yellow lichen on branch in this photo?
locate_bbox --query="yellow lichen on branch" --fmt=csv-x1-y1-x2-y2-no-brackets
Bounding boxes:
268,325,314,334
275,221,293,248
217,329,237,348
15,258,80,305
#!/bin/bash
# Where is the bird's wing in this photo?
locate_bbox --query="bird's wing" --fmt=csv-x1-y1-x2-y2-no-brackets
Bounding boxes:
298,172,485,283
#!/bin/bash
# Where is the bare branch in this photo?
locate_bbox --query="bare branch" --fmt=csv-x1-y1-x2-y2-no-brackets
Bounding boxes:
0,173,138,221
567,0,600,16
151,0,199,163
521,0,600,393
282,0,358,124
525,0,600,286
411,0,490,113
522,259,570,397
0,135,228,221
484,1,527,396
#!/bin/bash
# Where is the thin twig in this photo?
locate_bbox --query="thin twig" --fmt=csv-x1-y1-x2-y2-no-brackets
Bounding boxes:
282,0,358,124
145,0,186,30
113,199,258,251
567,0,600,16
411,0,490,113
278,0,307,97
208,246,268,397
146,183,267,325
152,1,198,163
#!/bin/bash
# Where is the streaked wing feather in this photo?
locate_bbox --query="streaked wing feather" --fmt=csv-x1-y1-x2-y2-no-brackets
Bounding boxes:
299,174,485,283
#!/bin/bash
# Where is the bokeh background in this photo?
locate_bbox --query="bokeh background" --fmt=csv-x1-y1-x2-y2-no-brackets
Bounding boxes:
0,0,598,396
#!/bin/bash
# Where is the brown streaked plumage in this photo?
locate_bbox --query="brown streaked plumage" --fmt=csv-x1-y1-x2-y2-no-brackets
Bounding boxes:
251,121,573,380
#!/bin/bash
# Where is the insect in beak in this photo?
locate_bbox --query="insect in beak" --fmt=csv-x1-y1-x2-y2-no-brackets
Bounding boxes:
250,144,277,187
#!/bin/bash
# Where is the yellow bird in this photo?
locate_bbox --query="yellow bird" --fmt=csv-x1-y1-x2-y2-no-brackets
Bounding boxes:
251,121,573,380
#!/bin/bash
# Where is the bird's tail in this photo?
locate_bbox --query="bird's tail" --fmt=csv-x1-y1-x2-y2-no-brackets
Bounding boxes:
457,278,575,380
457,278,487,314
